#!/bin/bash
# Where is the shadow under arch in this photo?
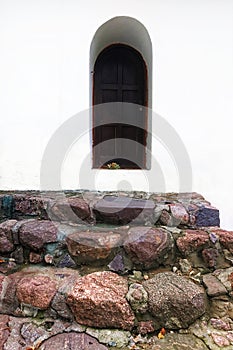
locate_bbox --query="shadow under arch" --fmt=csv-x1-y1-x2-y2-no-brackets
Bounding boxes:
90,16,153,108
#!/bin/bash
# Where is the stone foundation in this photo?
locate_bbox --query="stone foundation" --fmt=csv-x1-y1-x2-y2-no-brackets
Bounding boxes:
0,191,233,349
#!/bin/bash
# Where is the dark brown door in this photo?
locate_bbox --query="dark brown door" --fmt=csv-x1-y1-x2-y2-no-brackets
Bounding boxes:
93,44,147,169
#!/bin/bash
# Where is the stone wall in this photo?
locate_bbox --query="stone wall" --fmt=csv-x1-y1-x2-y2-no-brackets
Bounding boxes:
0,191,233,349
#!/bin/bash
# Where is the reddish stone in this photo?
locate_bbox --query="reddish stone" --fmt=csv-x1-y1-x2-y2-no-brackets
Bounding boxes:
29,252,43,264
39,332,108,350
14,195,49,219
202,274,227,297
0,273,22,314
138,320,155,335
67,271,135,330
176,230,209,256
210,318,231,331
16,275,57,309
0,315,10,349
211,333,230,347
170,203,189,225
123,227,173,269
66,230,122,263
93,195,155,225
0,274,4,294
50,197,91,223
228,271,233,289
0,220,17,253
159,210,173,226
19,220,58,250
202,248,218,268
211,229,233,253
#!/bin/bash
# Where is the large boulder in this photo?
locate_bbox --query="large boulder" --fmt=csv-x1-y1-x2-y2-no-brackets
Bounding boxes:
143,272,206,329
123,227,174,269
67,271,135,330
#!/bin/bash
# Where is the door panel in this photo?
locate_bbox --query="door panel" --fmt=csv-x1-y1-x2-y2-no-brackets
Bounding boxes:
93,44,147,168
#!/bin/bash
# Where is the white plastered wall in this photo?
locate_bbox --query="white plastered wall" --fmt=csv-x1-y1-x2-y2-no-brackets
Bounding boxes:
0,0,233,229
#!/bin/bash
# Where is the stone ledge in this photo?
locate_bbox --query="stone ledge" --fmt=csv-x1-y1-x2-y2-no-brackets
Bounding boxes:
0,219,232,271
0,191,220,228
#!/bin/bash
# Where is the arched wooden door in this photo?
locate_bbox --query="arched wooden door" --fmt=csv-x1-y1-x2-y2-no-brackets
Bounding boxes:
93,44,147,169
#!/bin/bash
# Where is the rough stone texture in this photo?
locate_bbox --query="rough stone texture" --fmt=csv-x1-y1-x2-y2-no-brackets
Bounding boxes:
50,197,92,223
86,328,131,348
176,230,210,256
19,220,58,250
211,228,233,253
126,283,149,314
0,315,10,350
159,210,174,226
210,297,233,319
29,251,43,264
123,227,174,269
143,272,206,329
20,321,46,344
51,269,80,320
191,204,220,227
213,267,233,292
16,275,57,309
107,253,126,273
0,273,22,314
2,316,87,350
167,203,190,226
189,318,233,350
211,332,231,347
56,253,76,268
0,220,17,253
210,318,232,331
203,274,228,297
0,195,14,220
137,320,155,335
1,190,233,349
51,292,73,319
39,332,108,350
202,248,219,268
13,195,49,219
93,195,156,225
150,333,209,350
67,271,135,330
66,230,122,264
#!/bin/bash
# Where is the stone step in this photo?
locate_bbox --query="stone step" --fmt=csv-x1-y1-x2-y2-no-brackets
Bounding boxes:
0,218,232,273
0,191,220,228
